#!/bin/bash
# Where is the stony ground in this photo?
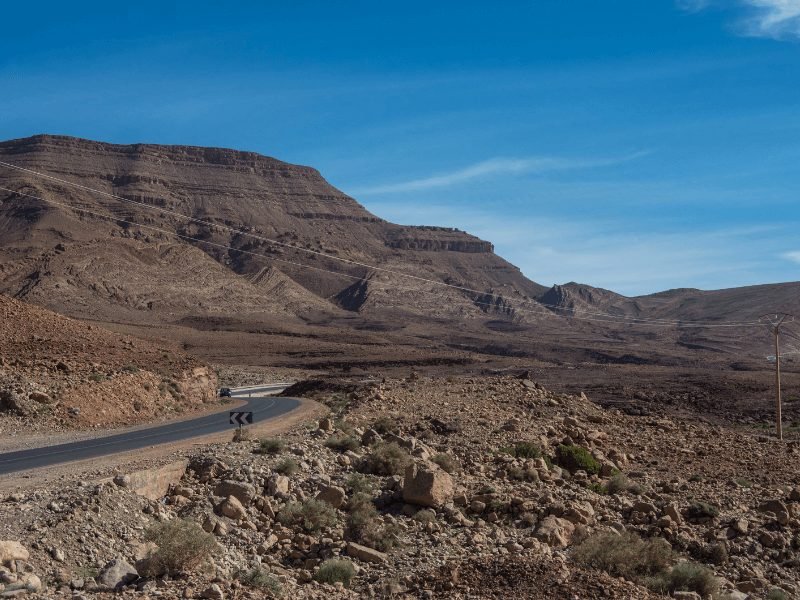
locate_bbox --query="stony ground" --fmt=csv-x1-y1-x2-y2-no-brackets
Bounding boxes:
0,294,219,434
1,375,799,599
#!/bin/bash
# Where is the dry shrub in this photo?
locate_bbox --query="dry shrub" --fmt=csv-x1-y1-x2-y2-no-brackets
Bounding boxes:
277,499,338,533
142,519,217,575
313,559,355,587
359,442,412,476
572,531,672,579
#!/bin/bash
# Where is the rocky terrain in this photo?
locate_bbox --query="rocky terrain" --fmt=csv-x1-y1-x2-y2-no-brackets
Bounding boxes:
1,375,798,599
0,293,218,434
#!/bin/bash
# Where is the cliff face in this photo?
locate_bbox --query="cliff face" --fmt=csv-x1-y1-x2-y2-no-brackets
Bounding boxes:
0,135,546,324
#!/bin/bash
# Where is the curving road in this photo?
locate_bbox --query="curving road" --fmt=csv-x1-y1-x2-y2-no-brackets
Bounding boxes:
0,384,300,475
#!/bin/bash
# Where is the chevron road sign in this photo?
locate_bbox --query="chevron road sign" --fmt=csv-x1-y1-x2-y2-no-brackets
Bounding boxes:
229,411,253,426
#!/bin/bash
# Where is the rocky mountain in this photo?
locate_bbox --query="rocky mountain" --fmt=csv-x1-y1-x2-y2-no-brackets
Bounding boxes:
0,134,544,326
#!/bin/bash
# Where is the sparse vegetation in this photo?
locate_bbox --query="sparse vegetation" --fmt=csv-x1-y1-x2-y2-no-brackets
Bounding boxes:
313,559,355,587
142,519,217,575
346,473,374,495
373,416,399,435
236,567,283,595
277,499,338,533
121,364,139,373
325,434,360,453
554,444,601,475
432,453,461,473
274,457,300,475
258,438,286,455
346,492,399,551
502,441,544,459
767,588,789,600
359,442,412,476
646,562,719,597
686,501,719,520
88,372,106,383
606,472,641,495
573,531,672,580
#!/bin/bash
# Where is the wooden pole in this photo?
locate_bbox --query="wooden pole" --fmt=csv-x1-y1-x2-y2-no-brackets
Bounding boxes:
776,325,783,441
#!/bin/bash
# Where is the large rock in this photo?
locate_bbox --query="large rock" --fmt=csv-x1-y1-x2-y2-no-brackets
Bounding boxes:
346,542,388,563
98,558,138,589
562,501,594,525
402,461,454,508
0,541,28,565
267,475,290,497
315,485,346,508
214,480,256,506
112,461,189,501
533,515,575,548
218,495,247,520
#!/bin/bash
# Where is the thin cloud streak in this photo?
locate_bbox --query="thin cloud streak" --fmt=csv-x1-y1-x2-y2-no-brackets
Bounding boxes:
679,0,800,40
350,152,648,195
782,250,800,263
739,0,800,39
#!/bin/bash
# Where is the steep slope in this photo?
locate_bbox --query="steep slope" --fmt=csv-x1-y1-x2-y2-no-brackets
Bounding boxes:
0,134,545,325
0,293,217,432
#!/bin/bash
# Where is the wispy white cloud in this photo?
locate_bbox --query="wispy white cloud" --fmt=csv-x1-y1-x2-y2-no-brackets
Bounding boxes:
679,0,800,40
350,152,647,195
739,0,800,39
782,250,800,263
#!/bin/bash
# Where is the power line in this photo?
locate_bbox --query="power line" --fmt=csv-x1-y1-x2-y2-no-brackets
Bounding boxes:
0,163,764,328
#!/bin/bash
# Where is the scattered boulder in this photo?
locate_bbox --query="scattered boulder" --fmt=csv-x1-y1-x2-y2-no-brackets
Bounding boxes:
316,485,347,509
403,461,454,508
0,541,28,565
218,495,247,520
98,558,138,589
533,516,575,547
213,480,255,506
346,541,388,563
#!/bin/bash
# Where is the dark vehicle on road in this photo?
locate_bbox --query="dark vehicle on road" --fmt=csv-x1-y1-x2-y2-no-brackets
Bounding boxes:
219,387,232,398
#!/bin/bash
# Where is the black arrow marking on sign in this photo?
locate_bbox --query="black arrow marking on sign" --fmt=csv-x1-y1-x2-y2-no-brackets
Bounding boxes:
229,411,253,426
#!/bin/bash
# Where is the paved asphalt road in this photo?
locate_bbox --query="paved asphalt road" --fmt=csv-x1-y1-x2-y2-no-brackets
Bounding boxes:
0,384,299,475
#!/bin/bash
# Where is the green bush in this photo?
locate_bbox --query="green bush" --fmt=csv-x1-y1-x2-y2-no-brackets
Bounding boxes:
431,453,460,474
325,434,360,453
121,364,140,373
142,519,217,575
274,457,299,476
554,444,600,475
359,442,412,476
277,499,338,533
573,531,673,579
686,501,719,520
313,559,355,587
767,588,788,600
236,567,283,595
646,562,719,597
258,438,285,455
88,372,106,383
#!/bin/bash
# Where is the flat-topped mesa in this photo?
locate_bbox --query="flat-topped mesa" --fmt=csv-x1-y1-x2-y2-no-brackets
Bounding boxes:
0,134,545,322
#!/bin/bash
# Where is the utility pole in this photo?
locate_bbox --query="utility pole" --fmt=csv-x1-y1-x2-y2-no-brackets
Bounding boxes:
760,313,795,441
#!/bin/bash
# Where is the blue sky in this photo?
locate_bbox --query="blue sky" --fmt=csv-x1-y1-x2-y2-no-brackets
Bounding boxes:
1,0,799,296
